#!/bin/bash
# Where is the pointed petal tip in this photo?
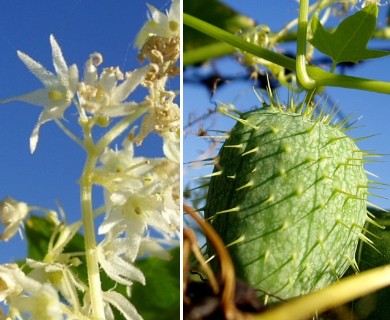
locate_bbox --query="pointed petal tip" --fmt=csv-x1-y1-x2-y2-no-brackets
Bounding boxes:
16,50,28,60
29,131,39,154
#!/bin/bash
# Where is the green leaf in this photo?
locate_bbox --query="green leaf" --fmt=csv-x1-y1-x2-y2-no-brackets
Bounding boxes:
25,215,56,261
351,209,390,320
131,247,180,320
309,4,390,66
341,209,390,320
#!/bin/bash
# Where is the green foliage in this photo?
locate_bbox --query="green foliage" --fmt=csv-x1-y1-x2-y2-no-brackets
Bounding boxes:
24,215,56,261
309,4,390,67
132,247,180,320
183,0,254,51
349,209,390,320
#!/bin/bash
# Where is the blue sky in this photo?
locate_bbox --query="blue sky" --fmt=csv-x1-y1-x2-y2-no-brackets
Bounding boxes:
184,1,390,215
0,0,177,263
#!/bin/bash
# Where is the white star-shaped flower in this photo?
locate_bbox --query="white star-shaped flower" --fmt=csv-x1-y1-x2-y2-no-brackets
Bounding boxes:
2,35,78,152
78,53,149,117
97,233,145,287
135,0,180,48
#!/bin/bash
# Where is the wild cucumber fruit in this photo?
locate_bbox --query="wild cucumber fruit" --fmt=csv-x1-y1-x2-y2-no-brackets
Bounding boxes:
205,104,369,301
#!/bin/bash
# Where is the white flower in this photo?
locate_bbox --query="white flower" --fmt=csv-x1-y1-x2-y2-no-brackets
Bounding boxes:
97,233,145,287
96,138,179,289
96,139,152,192
0,264,63,320
0,264,24,301
9,283,63,320
78,53,149,117
135,0,180,48
97,139,179,240
149,159,180,233
24,222,86,308
0,197,29,241
2,35,79,153
26,258,86,312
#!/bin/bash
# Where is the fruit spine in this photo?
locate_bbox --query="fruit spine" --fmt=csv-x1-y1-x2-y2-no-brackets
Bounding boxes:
204,100,370,301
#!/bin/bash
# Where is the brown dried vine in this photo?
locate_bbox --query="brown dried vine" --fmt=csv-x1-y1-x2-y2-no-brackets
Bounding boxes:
184,203,241,319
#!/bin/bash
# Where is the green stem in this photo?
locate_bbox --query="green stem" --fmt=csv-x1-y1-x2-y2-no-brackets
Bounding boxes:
78,108,145,319
330,62,337,73
183,13,295,70
80,147,105,319
185,26,390,65
296,0,317,89
96,106,147,153
78,108,147,318
250,264,390,320
184,42,235,66
183,13,390,94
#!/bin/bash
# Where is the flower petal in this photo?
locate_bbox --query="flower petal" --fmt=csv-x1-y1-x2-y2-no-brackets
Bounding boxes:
101,101,139,117
17,51,56,87
29,109,58,153
103,291,143,320
97,243,145,286
50,35,69,87
68,64,79,93
162,131,180,163
4,88,51,107
111,66,149,103
169,0,180,22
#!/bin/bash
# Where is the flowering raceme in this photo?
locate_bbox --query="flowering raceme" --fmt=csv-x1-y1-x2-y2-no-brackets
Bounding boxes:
0,0,180,319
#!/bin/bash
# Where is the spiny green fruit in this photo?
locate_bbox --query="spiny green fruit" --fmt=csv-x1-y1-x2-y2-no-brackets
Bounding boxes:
204,103,369,301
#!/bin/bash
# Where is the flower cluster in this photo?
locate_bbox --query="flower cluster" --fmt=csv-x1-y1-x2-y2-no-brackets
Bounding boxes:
0,0,180,319
96,138,179,271
135,0,180,164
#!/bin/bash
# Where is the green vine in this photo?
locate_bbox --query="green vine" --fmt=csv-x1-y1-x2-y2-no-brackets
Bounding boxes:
296,0,317,89
183,10,390,94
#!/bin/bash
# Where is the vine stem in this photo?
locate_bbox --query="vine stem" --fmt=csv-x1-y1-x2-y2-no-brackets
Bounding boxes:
296,0,317,89
183,204,239,320
254,264,390,320
183,13,390,94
